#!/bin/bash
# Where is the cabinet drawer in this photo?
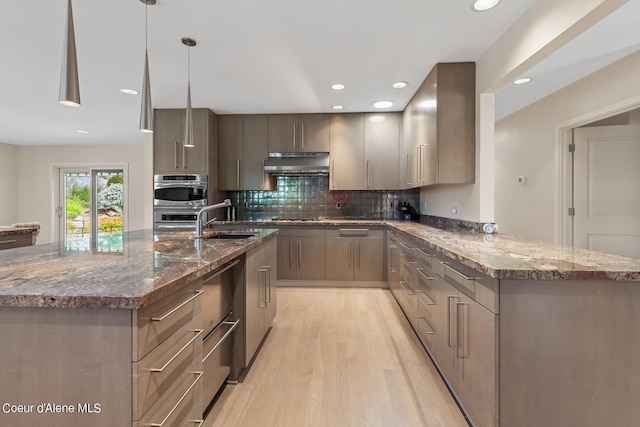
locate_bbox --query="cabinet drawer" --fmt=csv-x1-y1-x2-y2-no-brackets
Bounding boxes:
0,232,32,249
399,252,417,284
136,281,203,360
135,357,203,427
414,245,436,270
417,304,436,350
135,313,203,419
440,260,476,297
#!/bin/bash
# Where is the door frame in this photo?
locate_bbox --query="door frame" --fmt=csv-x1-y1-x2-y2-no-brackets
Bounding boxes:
51,162,129,243
554,94,640,246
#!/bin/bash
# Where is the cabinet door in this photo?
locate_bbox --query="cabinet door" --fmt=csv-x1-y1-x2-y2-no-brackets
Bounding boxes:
456,295,498,427
329,114,365,190
243,115,272,190
154,109,184,173
432,274,458,388
268,114,298,152
387,234,401,298
364,113,400,190
355,236,384,281
218,115,243,190
276,235,297,280
401,103,416,189
297,235,326,280
264,242,277,329
245,245,267,363
183,109,208,173
325,237,353,281
299,114,330,152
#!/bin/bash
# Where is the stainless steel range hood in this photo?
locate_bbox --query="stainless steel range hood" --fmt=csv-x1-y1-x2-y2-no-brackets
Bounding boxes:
264,152,329,175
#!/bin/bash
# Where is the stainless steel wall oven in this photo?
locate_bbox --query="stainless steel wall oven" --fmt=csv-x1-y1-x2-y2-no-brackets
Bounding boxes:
154,174,207,230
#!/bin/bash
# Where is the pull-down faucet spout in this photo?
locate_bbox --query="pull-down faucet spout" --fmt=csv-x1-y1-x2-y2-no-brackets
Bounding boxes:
195,199,231,238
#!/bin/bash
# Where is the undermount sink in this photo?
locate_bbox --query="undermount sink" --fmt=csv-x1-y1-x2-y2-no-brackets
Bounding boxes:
202,232,256,240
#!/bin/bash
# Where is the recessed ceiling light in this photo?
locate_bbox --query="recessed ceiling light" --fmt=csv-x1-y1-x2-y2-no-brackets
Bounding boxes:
332,105,344,110
513,77,532,85
392,81,408,89
372,100,394,109
472,0,500,12
330,84,345,91
120,88,140,95
77,130,88,134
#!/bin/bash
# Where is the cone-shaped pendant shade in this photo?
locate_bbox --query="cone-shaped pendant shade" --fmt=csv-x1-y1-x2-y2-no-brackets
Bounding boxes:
183,82,194,147
139,50,153,133
59,0,80,107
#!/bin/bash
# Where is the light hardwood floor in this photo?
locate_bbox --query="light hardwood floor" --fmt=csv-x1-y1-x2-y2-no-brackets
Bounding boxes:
204,287,468,427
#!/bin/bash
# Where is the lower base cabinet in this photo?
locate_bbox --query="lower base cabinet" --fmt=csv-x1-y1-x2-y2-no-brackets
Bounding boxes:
244,237,277,365
325,227,385,282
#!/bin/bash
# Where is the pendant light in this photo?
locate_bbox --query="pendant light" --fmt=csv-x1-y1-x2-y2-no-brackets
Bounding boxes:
182,37,196,148
59,0,80,107
139,0,155,133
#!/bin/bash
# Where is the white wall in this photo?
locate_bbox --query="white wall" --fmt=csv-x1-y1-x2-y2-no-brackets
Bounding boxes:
419,0,628,225
17,144,147,244
495,51,640,243
0,142,18,225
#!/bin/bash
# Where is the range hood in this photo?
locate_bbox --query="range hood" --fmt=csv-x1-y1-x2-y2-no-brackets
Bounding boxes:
264,152,330,175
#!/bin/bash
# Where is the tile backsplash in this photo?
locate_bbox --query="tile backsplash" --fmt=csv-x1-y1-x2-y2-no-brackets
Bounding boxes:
228,176,419,220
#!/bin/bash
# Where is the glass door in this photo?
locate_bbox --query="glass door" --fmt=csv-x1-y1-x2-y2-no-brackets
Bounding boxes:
60,168,124,252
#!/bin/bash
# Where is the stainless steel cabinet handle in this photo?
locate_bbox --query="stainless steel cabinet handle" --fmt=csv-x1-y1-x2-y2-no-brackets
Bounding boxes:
357,241,361,267
202,319,240,363
456,302,469,359
298,241,303,268
182,144,187,169
301,122,305,149
174,141,179,169
448,295,457,348
149,329,204,373
144,371,203,426
289,240,294,267
187,421,204,427
348,241,352,266
293,123,296,149
418,315,437,335
441,262,475,281
331,160,335,189
258,269,268,308
416,268,436,281
400,280,414,296
418,248,433,258
265,265,272,303
366,159,370,189
236,159,241,188
0,240,17,244
406,153,412,185
151,290,203,322
399,242,414,251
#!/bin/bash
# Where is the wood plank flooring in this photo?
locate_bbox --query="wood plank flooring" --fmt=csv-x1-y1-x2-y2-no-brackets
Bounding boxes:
204,287,468,427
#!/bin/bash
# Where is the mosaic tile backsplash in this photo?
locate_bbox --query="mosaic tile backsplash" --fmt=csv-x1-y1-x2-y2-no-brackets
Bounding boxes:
228,176,420,220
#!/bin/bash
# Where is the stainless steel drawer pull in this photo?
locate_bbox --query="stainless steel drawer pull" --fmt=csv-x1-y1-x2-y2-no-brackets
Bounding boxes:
456,302,470,359
266,265,272,304
418,248,433,257
400,280,415,296
418,315,437,334
441,262,474,281
416,268,436,281
202,319,240,363
0,240,17,244
419,291,436,306
149,329,204,373
258,269,268,308
187,420,204,427
399,242,415,251
448,295,457,348
150,290,203,322
145,371,203,427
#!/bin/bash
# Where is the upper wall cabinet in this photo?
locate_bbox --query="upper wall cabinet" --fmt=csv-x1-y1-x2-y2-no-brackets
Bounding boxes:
154,108,213,174
412,62,476,186
329,113,401,190
268,114,330,153
364,112,400,190
218,115,274,191
401,102,416,189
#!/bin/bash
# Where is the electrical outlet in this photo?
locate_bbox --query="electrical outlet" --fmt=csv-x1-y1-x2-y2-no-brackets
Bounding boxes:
452,201,458,214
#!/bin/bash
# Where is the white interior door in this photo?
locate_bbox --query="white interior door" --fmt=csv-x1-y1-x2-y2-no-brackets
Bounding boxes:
573,125,640,259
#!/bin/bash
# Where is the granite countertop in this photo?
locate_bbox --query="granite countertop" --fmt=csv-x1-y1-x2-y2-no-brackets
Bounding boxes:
0,228,277,309
224,219,640,281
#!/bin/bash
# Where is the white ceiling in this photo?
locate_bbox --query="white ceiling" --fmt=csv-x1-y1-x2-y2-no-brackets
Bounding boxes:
0,0,637,147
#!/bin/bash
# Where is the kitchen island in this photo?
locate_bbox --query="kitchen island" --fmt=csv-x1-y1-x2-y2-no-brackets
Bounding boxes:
0,224,39,250
0,228,277,427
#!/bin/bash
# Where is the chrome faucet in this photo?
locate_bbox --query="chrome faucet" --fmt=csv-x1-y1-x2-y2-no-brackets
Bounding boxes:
195,199,232,238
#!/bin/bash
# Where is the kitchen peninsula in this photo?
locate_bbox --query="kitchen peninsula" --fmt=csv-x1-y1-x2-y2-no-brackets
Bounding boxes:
0,228,278,427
